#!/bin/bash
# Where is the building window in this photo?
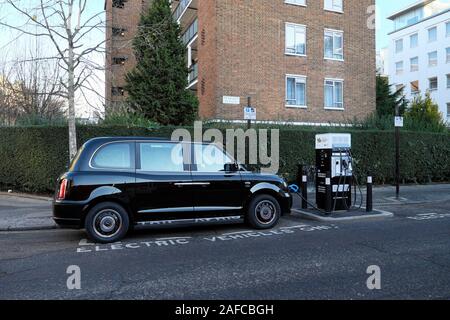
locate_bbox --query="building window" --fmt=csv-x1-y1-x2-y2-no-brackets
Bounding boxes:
285,23,306,56
112,87,125,96
410,33,418,48
410,57,419,72
428,26,437,42
395,61,403,75
395,39,403,54
428,51,438,67
112,27,127,37
324,0,343,13
429,77,438,91
112,0,127,9
447,47,450,63
324,29,344,60
447,74,450,88
285,0,306,6
324,79,344,109
447,22,450,37
112,57,127,65
396,84,405,92
286,75,307,108
410,80,419,95
447,103,450,122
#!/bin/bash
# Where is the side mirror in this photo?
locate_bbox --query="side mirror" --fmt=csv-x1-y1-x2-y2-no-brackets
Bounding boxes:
224,163,239,172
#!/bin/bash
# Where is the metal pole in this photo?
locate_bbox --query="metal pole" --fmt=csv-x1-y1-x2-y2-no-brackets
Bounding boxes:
366,175,373,212
325,171,332,215
247,97,251,130
395,106,400,199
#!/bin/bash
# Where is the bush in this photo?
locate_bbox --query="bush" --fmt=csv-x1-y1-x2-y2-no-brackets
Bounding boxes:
0,125,449,194
405,92,446,132
101,109,160,128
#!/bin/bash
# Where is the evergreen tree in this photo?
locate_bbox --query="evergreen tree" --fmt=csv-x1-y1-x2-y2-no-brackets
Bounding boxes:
125,0,198,125
405,91,445,129
376,74,407,116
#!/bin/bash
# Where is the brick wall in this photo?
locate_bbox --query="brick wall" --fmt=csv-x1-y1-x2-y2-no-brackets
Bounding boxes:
105,0,151,112
105,0,376,124
208,0,376,123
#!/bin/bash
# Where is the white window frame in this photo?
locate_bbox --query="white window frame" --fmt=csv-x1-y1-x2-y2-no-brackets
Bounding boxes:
447,103,450,123
285,23,307,56
428,77,438,91
410,33,418,48
447,22,450,38
395,38,403,54
395,61,404,75
324,0,343,13
410,80,420,95
285,0,306,7
428,26,437,42
447,74,450,89
286,75,307,108
324,29,344,61
446,47,450,64
428,51,438,67
324,78,344,110
410,57,419,72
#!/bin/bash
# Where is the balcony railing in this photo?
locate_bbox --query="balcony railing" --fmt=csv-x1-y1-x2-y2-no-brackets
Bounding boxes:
188,63,198,85
182,18,198,45
173,0,193,22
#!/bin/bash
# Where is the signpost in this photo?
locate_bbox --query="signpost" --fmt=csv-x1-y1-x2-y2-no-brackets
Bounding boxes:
244,97,256,129
394,109,403,199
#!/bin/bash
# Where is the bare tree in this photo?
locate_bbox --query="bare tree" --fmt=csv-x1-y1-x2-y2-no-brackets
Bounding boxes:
0,0,106,159
0,55,66,125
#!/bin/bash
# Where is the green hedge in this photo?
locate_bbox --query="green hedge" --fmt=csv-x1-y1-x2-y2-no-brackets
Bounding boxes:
0,125,449,194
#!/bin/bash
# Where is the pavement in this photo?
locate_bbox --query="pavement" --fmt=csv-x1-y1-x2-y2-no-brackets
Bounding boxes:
0,184,450,299
1,184,450,231
0,193,55,231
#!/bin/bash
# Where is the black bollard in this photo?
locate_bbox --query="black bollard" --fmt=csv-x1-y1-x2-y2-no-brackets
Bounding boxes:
325,171,332,215
301,174,308,209
366,176,373,212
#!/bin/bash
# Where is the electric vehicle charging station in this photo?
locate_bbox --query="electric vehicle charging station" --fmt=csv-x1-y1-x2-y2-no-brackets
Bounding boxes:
289,133,389,220
315,134,353,211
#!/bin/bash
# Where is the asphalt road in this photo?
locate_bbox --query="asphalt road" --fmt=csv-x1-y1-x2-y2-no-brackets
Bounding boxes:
1,198,450,300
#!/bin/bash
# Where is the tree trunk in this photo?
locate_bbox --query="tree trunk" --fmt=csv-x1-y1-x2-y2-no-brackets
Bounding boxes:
67,38,77,160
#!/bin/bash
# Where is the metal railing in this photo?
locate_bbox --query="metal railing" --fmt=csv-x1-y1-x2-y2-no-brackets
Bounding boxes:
182,18,198,45
188,63,198,84
173,0,193,22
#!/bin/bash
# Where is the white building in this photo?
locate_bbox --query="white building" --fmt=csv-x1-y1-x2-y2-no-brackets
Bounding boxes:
387,0,450,124
377,47,389,76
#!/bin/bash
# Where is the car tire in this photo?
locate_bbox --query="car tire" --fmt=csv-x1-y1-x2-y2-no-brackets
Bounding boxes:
246,194,281,229
85,202,130,244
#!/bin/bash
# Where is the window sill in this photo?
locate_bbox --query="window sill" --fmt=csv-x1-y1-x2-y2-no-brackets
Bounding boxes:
324,107,345,111
285,52,307,57
324,8,344,14
285,2,306,7
325,57,344,62
286,105,307,109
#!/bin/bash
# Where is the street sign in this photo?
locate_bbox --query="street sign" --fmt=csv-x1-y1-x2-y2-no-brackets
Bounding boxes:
223,96,240,105
395,116,404,128
244,107,256,120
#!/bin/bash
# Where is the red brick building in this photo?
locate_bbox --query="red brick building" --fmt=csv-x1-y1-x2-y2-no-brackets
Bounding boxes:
105,0,376,124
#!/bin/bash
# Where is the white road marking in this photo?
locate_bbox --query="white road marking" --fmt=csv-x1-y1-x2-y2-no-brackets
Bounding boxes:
407,213,450,221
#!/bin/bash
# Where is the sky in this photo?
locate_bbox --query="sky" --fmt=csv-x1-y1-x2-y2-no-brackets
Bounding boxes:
376,0,419,50
0,0,423,117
